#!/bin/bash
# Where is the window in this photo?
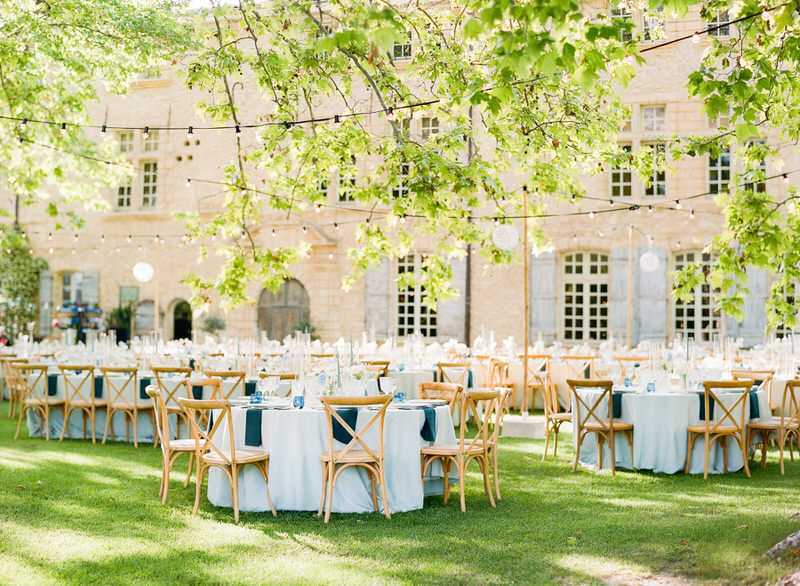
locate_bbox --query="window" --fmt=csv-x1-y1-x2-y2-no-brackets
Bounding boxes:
141,161,158,207
396,254,437,338
392,34,412,60
708,147,731,194
562,252,609,342
118,132,133,153
117,176,132,208
396,118,411,138
392,163,410,199
611,145,633,198
642,106,666,132
338,173,356,201
62,272,84,303
421,117,439,139
709,10,730,37
143,130,159,152
642,8,665,42
744,140,767,193
644,143,666,197
318,179,329,199
611,5,633,42
673,251,720,341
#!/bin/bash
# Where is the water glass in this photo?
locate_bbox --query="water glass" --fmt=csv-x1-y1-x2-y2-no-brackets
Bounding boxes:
250,390,263,404
646,381,656,393
624,377,631,387
293,395,305,409
393,391,406,403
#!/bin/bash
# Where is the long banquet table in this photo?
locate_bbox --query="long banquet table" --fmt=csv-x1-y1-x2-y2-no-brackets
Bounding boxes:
573,387,770,474
206,402,456,513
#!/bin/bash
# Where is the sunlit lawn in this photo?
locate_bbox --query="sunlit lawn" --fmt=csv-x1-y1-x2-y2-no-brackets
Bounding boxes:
1,401,799,584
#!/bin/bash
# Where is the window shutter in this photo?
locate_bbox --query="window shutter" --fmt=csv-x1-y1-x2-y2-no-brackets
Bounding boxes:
610,247,635,344
82,269,99,304
637,245,667,342
38,271,53,336
436,258,467,341
365,261,390,339
730,267,767,346
530,251,557,343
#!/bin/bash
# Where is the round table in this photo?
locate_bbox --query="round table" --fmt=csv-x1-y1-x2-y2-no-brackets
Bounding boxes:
207,402,456,513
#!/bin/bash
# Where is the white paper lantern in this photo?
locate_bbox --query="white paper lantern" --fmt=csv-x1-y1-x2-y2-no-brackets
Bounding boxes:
492,224,520,251
639,251,660,273
132,261,154,283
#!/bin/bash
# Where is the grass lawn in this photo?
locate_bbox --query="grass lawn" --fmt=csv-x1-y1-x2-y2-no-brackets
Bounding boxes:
1,402,799,585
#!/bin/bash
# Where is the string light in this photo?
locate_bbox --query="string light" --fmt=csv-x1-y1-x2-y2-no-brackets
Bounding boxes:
60,122,67,136
47,232,52,241
784,174,789,184
48,247,54,255
689,209,696,219
302,225,308,234
142,126,150,139
572,234,577,241
101,124,107,136
20,118,27,130
647,205,653,214
101,234,105,243
761,9,771,20
675,200,682,210
185,178,192,187
127,235,132,243
328,252,334,259
115,246,121,253
334,223,339,230
624,54,635,66
315,204,322,213
386,106,395,120
400,214,406,224
73,233,78,242
187,126,194,137
235,124,241,136
333,115,340,123
691,32,701,44
271,228,276,237
71,247,76,255
154,235,160,243
93,247,98,254
588,211,595,219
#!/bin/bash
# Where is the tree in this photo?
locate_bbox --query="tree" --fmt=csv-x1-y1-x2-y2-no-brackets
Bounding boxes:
0,229,47,340
0,0,192,230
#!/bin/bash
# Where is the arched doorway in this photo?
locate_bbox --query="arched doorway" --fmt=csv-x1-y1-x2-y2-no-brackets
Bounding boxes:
172,300,193,340
258,279,310,340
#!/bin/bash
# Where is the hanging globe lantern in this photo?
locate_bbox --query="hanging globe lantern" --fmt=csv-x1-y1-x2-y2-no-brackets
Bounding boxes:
492,224,520,251
132,261,154,283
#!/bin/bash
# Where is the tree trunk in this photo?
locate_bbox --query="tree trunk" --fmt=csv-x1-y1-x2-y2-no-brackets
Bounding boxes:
767,528,800,558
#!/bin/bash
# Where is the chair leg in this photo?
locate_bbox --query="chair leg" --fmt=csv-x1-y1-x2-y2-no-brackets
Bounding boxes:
102,408,112,444
779,431,787,475
572,433,583,473
553,423,560,457
597,434,604,471
378,463,391,520
685,431,694,474
132,410,139,448
740,436,751,478
442,459,451,505
14,406,26,440
231,465,240,523
369,473,378,513
609,432,616,476
60,407,71,440
492,448,501,501
482,457,496,508
627,430,635,472
458,457,466,513
161,453,171,503
44,405,51,441
542,421,551,462
318,463,328,517
184,452,194,487
761,432,768,468
323,463,335,523
703,435,710,480
721,436,728,474
193,463,205,514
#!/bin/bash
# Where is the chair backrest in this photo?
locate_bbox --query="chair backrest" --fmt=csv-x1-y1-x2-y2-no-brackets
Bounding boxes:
99,366,138,406
5,358,29,395
543,373,567,417
518,354,550,388
457,390,500,452
362,361,390,378
567,379,614,431
436,362,470,387
258,372,297,380
321,394,392,463
731,369,775,407
780,380,800,427
181,377,224,400
202,371,245,398
700,380,752,435
486,387,513,444
145,385,171,449
59,364,96,404
152,366,192,407
473,355,492,387
179,397,234,462
615,356,649,378
16,364,49,402
563,355,595,379
488,359,510,387
310,352,334,358
418,382,462,410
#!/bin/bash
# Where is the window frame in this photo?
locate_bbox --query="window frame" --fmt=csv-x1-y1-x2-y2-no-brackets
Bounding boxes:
672,251,721,342
560,251,610,342
141,160,158,208
396,254,437,339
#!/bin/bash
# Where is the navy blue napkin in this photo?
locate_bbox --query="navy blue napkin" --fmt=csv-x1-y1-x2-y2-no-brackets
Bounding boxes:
244,381,257,396
421,406,437,441
192,385,203,399
332,408,358,444
698,393,716,421
94,376,103,399
611,392,622,419
749,390,760,419
189,358,195,370
245,408,262,446
468,369,473,389
433,371,438,383
583,365,591,378
47,373,58,396
139,377,151,400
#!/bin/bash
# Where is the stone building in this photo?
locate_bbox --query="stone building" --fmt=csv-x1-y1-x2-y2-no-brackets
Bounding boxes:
13,5,795,347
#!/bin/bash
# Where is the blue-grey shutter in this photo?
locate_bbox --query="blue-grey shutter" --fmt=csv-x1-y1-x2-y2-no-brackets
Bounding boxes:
364,261,390,339
637,245,667,343
733,267,767,346
610,247,635,344
82,269,99,304
529,251,557,343
436,258,467,342
38,270,53,336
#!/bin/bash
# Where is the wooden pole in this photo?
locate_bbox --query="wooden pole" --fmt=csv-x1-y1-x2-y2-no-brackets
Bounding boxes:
522,187,530,417
626,225,633,349
154,237,161,338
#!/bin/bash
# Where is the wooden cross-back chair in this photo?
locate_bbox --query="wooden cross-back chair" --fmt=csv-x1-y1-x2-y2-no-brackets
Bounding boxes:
151,366,192,438
202,371,246,398
473,355,492,390
318,394,392,523
685,380,753,479
362,360,390,378
59,364,105,443
181,378,224,428
542,371,572,461
146,386,201,504
746,379,800,474
421,390,499,512
179,397,276,522
99,366,151,447
731,369,775,412
436,362,471,388
483,388,513,501
3,357,28,417
14,364,63,441
568,379,634,476
615,356,649,379
563,355,595,380
518,354,551,412
418,382,462,416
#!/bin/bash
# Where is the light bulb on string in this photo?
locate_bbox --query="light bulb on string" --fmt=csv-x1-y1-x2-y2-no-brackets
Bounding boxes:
675,200,682,210
328,253,333,260
48,247,53,255
493,217,500,226
302,225,308,234
315,204,322,213
93,247,98,254
647,205,654,214
235,124,241,136
400,214,406,224
137,244,143,253
691,32,701,44
598,229,604,237
240,186,247,196
71,248,76,255
17,136,23,145
60,122,67,136
101,234,105,243
127,235,132,243
47,232,52,241
385,106,395,121
624,54,635,66
588,211,595,219
115,246,120,253
572,234,577,242
784,174,789,184
142,126,149,139
101,124,107,136
154,235,160,243
211,234,216,241
20,118,27,130
73,233,78,242
689,209,696,220
187,126,194,137
185,178,192,188
333,114,340,124
334,223,339,230
28,249,33,255
761,9,771,21
271,229,276,238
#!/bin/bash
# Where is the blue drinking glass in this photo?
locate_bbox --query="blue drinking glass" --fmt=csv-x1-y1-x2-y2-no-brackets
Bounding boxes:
646,382,656,393
393,391,406,403
624,377,631,387
293,395,304,409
